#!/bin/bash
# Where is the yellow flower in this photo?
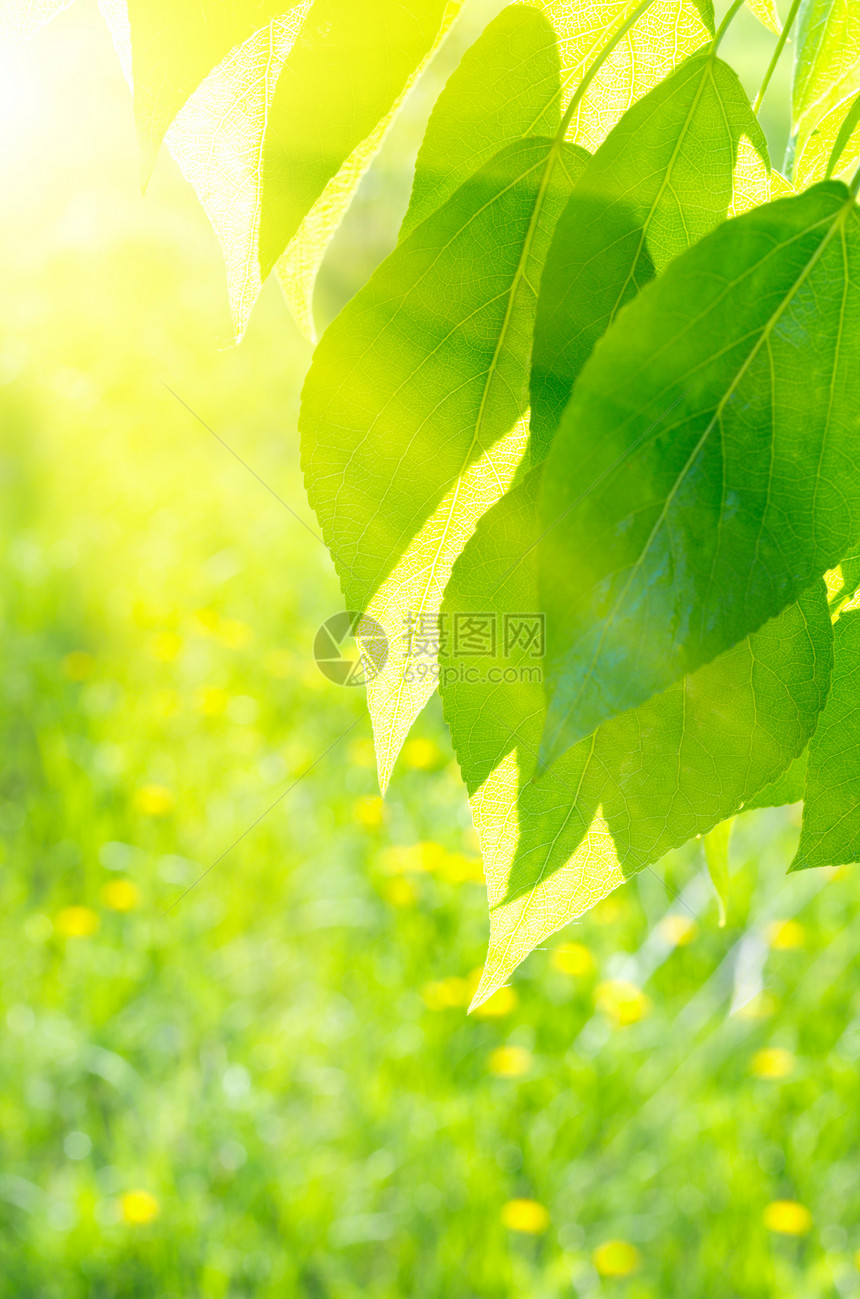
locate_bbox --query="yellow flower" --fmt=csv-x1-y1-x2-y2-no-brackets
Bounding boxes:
751,1047,795,1080
593,1240,641,1277
149,632,182,662
595,980,650,1026
436,851,484,884
120,1190,160,1225
195,686,229,717
473,985,518,1018
550,942,595,977
767,920,806,951
133,784,175,817
55,906,100,938
422,977,471,1010
353,796,385,830
501,1199,549,1234
763,1200,811,1235
381,877,416,907
658,914,698,947
101,880,141,912
402,737,444,769
379,841,445,874
488,1046,532,1078
61,650,94,681
193,607,220,633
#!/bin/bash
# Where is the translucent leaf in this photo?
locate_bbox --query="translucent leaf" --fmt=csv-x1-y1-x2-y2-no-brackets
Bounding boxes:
746,0,781,33
795,90,860,189
402,0,714,238
300,107,588,790
531,49,769,461
125,0,289,182
792,0,860,159
0,0,72,45
538,182,860,764
792,610,860,869
439,471,832,1007
742,750,809,811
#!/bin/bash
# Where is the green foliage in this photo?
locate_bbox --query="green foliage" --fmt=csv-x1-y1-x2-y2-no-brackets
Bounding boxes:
11,0,860,996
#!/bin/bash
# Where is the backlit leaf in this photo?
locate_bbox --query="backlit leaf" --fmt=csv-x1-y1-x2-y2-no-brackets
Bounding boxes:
792,0,860,159
792,610,860,869
531,48,769,460
795,90,860,189
440,471,832,1006
538,182,860,764
746,0,781,34
300,131,588,789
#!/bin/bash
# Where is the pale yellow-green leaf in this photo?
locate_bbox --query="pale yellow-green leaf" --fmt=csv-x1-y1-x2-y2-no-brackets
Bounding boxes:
794,90,860,189
745,0,781,34
0,0,72,45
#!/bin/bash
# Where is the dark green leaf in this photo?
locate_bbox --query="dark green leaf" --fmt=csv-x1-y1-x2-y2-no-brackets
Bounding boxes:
538,182,860,763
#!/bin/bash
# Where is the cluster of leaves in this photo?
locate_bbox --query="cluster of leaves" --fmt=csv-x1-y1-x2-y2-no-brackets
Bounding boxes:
10,0,860,1008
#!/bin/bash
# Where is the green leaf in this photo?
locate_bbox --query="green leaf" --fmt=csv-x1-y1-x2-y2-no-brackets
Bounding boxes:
795,90,860,189
746,0,781,34
125,0,288,182
300,113,588,788
792,0,860,158
538,182,860,764
703,819,734,926
440,470,832,1007
531,48,769,461
259,0,458,280
793,609,860,869
740,748,809,812
402,0,715,238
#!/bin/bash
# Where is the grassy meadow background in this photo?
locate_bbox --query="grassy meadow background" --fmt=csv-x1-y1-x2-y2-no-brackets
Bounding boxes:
2,2,860,1295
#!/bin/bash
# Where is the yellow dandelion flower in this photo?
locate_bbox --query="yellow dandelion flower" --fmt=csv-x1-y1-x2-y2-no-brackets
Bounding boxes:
767,920,806,951
595,979,651,1026
379,842,444,875
751,1047,795,1079
422,977,471,1010
149,632,182,662
473,985,518,1018
61,651,95,681
402,737,443,770
550,942,595,977
593,1240,641,1277
133,785,175,817
488,1046,532,1078
195,686,229,717
101,880,141,912
55,906,100,938
501,1199,549,1234
193,608,221,633
381,877,416,907
659,914,698,947
120,1190,160,1225
353,796,385,830
763,1200,811,1235
436,851,484,884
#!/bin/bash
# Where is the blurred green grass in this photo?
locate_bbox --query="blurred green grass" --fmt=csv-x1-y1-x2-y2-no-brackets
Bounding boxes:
2,4,860,1297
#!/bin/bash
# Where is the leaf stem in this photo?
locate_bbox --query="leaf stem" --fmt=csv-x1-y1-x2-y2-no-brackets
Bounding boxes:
556,0,658,142
713,0,749,49
753,0,803,113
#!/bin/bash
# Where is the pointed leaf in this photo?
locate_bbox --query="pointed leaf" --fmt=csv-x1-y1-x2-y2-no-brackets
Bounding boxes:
742,749,809,811
300,130,589,789
440,471,832,1006
795,90,860,189
793,609,860,868
792,0,860,158
125,0,288,181
538,182,860,763
531,49,769,461
402,0,714,238
746,0,781,33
